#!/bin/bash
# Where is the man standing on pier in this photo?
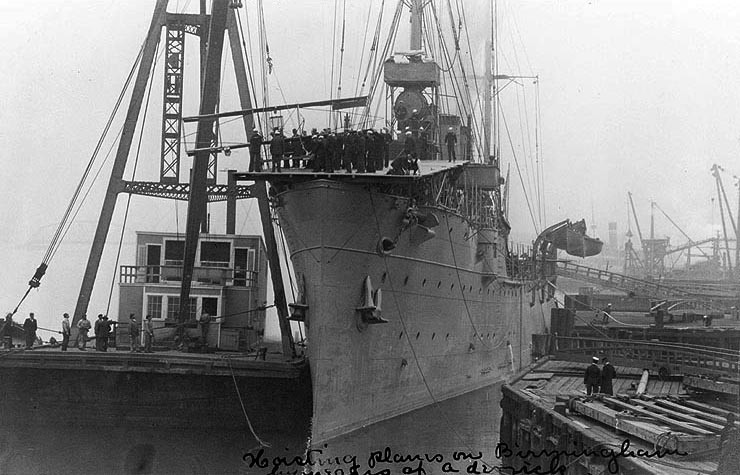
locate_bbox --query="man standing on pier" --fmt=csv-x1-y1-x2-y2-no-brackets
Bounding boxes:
128,313,140,352
61,313,71,351
584,356,601,395
143,314,154,353
23,313,37,349
77,314,91,350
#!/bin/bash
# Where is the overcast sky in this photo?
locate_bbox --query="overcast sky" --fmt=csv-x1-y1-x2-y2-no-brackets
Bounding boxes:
1,0,739,333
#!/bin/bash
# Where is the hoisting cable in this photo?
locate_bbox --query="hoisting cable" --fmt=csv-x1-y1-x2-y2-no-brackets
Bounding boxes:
225,355,271,447
106,41,160,317
12,41,145,316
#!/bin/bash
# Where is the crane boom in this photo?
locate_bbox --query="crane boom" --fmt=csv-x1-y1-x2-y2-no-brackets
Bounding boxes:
653,201,710,259
628,192,643,243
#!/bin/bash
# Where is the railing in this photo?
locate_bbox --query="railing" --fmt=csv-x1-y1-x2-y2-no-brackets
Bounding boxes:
120,265,257,288
555,261,734,311
554,336,740,382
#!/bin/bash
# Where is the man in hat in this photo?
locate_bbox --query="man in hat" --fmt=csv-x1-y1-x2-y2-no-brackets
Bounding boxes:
128,313,140,353
143,314,154,353
248,128,263,172
23,312,37,349
444,127,457,162
76,314,91,350
1,313,13,349
403,129,416,159
583,356,601,395
61,313,71,351
94,314,105,352
600,357,616,395
270,129,285,172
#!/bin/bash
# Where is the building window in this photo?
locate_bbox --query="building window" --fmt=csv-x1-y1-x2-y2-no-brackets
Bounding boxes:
164,240,185,264
166,296,197,321
200,241,230,267
147,295,163,319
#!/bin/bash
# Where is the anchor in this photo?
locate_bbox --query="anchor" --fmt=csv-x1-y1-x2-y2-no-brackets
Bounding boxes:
355,276,388,330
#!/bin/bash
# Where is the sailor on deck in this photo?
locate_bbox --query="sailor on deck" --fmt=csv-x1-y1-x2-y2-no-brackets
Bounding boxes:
444,127,457,162
270,129,285,172
143,314,154,353
248,128,263,172
583,356,601,395
600,357,616,395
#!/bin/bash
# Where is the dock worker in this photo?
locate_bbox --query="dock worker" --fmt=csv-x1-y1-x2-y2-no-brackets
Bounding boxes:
128,313,140,353
143,314,154,353
23,312,37,349
94,314,105,351
1,313,13,349
602,303,612,324
248,128,263,172
61,313,71,351
583,356,601,395
76,313,91,350
600,357,616,395
199,311,212,347
444,127,457,162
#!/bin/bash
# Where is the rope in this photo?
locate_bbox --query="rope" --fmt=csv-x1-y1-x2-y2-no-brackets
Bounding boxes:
224,355,271,448
106,40,160,317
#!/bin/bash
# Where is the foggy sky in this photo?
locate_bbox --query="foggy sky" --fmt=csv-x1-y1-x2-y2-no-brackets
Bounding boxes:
1,0,739,335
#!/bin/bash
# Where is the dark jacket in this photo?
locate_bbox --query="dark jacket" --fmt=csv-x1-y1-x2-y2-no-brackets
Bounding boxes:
270,134,285,156
23,318,37,334
248,132,263,154
584,363,601,385
601,363,616,384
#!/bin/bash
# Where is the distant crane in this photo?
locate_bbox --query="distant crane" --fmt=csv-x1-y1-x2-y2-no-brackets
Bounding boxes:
625,193,720,278
711,164,739,275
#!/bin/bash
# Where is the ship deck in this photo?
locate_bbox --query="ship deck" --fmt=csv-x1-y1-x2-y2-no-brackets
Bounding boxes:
233,159,466,183
0,345,305,379
501,357,737,475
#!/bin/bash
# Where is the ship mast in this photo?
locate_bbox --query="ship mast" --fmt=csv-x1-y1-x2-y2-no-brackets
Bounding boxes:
410,0,422,51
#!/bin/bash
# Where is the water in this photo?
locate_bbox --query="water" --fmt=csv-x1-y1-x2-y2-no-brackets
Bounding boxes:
0,384,503,475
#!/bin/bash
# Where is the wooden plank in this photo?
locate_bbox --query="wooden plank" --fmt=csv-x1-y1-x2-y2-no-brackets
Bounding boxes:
654,399,729,425
571,399,718,453
522,372,555,380
603,397,714,436
677,398,739,418
683,375,740,395
637,370,650,395
637,399,724,432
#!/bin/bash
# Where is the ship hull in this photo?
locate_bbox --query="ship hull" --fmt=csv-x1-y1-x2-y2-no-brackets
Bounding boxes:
275,180,552,442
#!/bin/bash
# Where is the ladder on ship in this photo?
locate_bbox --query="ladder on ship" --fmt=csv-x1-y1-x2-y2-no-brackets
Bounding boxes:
555,261,736,311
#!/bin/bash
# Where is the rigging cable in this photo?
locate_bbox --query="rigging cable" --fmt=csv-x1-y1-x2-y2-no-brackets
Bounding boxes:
329,0,339,126
12,40,146,316
105,41,160,317
499,103,540,235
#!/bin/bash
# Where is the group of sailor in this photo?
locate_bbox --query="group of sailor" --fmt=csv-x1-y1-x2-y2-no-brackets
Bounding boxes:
248,126,394,174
